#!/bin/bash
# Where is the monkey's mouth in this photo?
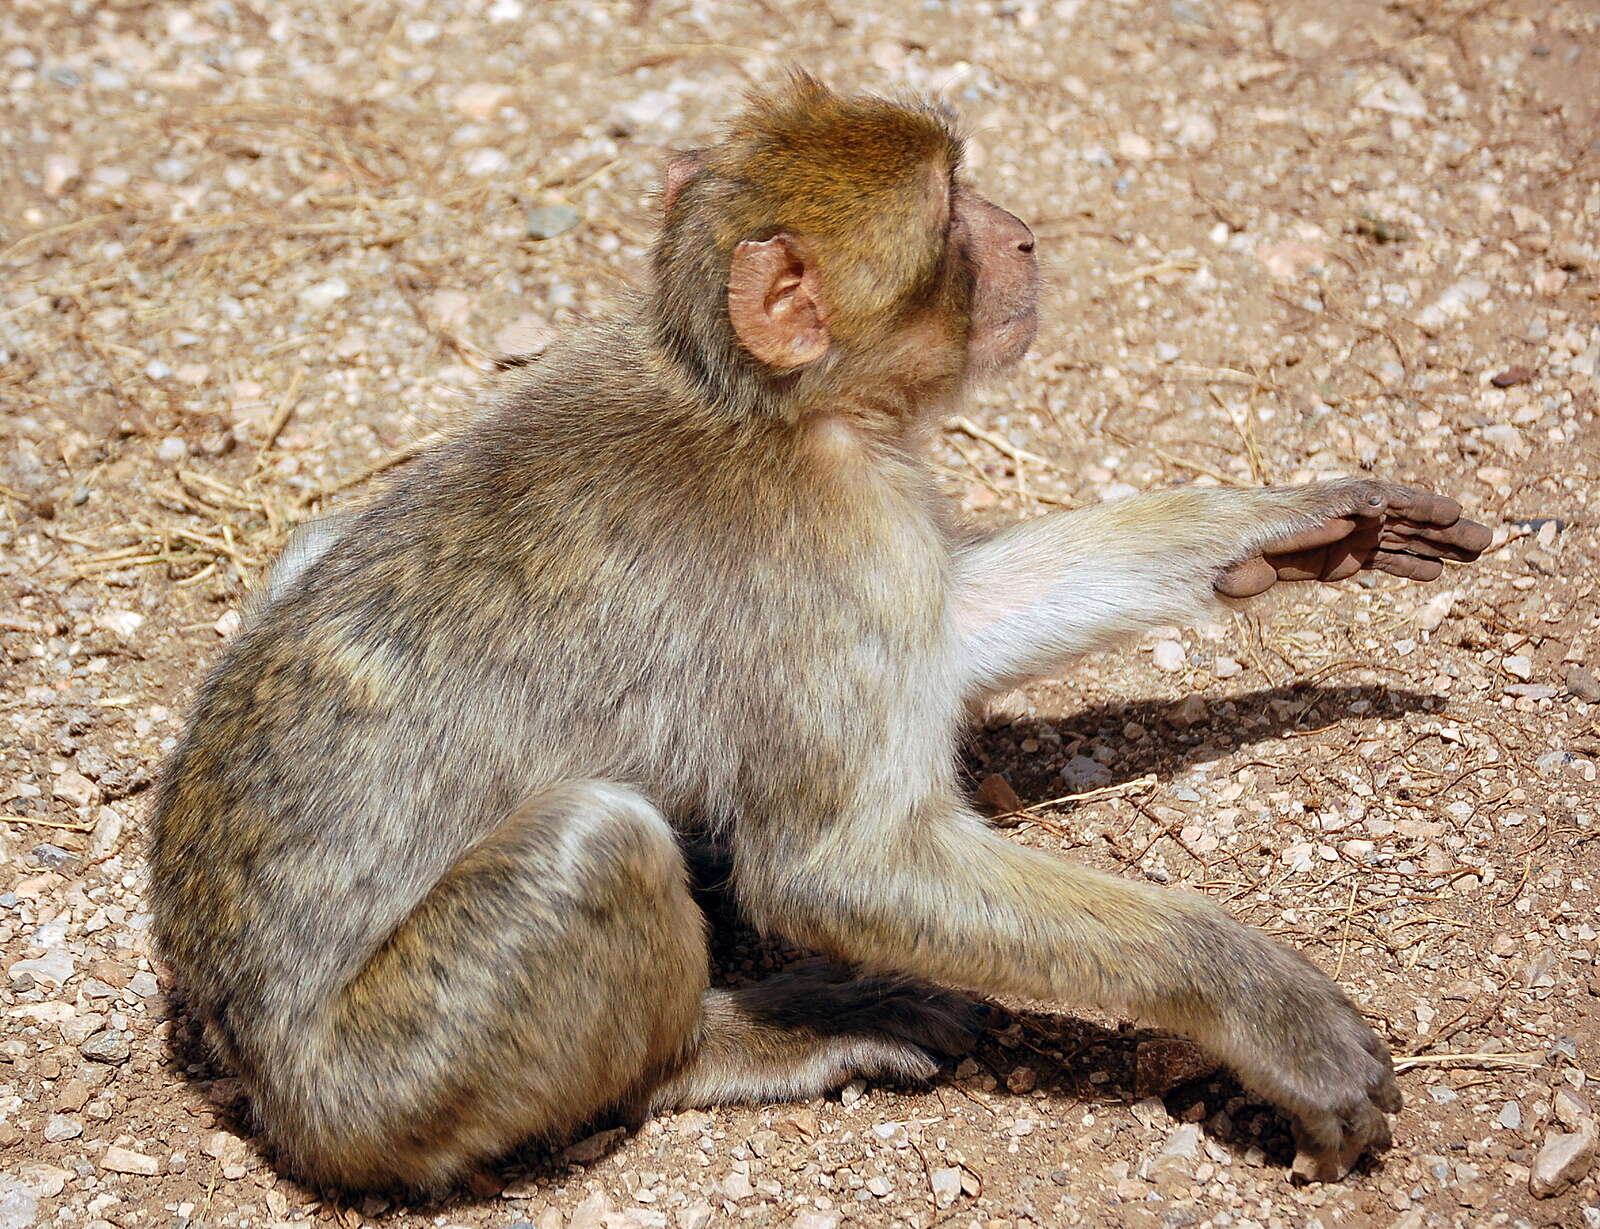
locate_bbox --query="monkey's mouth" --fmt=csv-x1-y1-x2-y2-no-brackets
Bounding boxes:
995,308,1039,356
969,309,1038,375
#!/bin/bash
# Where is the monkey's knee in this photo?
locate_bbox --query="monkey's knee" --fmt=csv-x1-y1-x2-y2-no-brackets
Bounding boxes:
271,781,707,1194
538,780,693,897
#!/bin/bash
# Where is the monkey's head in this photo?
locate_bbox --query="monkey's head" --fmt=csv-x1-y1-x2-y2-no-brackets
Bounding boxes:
650,74,1038,421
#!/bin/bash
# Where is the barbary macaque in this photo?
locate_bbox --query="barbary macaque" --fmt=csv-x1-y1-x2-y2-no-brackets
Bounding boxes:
149,76,1490,1194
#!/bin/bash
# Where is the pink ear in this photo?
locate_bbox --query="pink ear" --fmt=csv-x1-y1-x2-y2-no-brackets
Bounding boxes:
662,151,705,213
726,235,830,369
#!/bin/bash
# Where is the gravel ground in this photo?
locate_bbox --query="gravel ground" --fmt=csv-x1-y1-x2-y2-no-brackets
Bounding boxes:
2,1,1598,1227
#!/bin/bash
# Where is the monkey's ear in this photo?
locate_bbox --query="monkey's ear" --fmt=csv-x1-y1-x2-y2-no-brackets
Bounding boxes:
661,150,704,213
727,235,830,370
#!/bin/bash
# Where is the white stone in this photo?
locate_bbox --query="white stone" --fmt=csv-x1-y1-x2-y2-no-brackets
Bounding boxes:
0,1177,39,1229
299,278,349,310
9,948,75,986
1414,589,1456,632
1161,1123,1202,1158
43,1115,82,1142
96,609,144,637
568,1192,609,1229
463,148,510,177
674,1203,713,1229
16,1168,68,1200
1530,1132,1595,1197
1151,639,1186,671
100,1147,160,1176
1358,77,1427,119
1174,112,1217,150
43,154,79,197
790,1213,838,1229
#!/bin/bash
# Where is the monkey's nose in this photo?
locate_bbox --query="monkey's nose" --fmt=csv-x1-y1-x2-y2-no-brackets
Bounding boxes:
1017,233,1035,255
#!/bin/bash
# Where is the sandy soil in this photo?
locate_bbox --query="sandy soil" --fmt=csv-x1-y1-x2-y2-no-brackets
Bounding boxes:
2,1,1598,1227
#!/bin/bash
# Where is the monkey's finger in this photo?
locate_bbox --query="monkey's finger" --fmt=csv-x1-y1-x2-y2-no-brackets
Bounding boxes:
1366,550,1444,581
1290,1132,1366,1185
1384,517,1492,559
1215,556,1280,598
1375,532,1454,560
1376,530,1485,563
1254,516,1361,557
1377,486,1463,527
1345,1102,1394,1156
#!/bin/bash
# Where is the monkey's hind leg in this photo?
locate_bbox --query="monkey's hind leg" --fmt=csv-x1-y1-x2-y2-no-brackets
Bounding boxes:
649,962,983,1112
258,781,708,1195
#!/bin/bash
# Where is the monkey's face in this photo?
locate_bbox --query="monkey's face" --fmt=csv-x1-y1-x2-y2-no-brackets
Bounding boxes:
948,188,1038,376
718,182,1039,387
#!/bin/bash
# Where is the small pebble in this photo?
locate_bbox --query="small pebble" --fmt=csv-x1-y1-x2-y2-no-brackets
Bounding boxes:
299,278,350,310
1151,639,1186,671
452,82,513,121
100,1146,160,1177
1566,665,1600,703
80,1031,130,1064
930,1167,963,1208
53,769,98,807
1529,1132,1595,1197
42,1115,83,1143
525,204,581,240
1167,694,1208,728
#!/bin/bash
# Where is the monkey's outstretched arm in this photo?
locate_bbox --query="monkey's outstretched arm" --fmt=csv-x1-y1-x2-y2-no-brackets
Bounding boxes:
951,479,1489,700
739,805,1400,1182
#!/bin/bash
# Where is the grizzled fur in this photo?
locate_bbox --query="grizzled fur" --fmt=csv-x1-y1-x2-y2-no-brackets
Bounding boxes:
147,78,1466,1194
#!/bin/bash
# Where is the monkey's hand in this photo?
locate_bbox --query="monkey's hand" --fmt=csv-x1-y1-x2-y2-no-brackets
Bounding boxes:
1210,926,1403,1183
1216,480,1492,599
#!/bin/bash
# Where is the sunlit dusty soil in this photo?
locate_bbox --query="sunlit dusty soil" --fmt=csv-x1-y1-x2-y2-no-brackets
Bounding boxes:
2,1,1597,1227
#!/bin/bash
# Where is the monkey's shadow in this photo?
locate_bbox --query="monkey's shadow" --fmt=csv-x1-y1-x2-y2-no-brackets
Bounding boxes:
966,680,1434,798
163,683,1409,1204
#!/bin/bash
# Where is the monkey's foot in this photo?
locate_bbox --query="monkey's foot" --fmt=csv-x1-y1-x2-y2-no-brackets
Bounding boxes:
649,968,983,1113
747,958,987,1058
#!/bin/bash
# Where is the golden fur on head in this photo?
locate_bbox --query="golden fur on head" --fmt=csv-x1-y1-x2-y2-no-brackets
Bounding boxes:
650,74,967,419
705,73,964,327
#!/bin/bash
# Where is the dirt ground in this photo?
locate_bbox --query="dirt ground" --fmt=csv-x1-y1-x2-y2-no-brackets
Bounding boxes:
3,0,1599,1227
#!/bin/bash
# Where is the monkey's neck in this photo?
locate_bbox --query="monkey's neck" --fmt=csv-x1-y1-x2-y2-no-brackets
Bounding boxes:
638,297,957,443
